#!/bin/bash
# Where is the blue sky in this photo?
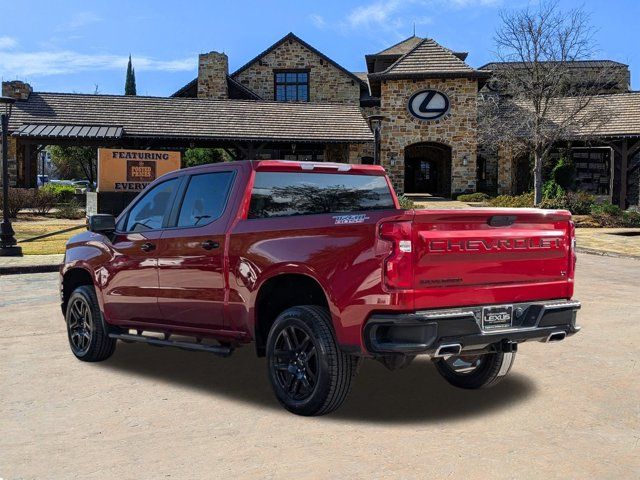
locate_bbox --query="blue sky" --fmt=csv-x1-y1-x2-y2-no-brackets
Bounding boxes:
1,0,638,96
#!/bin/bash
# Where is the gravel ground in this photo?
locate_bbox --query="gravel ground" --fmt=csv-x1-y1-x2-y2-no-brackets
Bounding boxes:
0,253,638,479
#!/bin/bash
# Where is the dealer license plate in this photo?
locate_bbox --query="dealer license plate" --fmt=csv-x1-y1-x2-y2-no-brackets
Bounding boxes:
481,305,513,331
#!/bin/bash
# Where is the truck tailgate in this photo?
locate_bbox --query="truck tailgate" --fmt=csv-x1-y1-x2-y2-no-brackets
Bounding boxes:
411,208,574,309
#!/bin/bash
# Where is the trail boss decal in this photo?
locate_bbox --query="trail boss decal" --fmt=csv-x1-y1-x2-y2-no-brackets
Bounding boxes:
407,90,450,120
333,214,370,225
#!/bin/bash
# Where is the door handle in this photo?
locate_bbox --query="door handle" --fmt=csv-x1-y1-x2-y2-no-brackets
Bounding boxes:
201,240,219,250
140,242,156,252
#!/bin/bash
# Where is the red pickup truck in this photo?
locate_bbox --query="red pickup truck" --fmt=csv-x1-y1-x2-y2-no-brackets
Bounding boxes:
61,160,580,415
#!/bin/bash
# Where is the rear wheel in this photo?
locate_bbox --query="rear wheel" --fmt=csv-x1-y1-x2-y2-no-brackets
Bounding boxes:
434,351,516,389
65,285,116,362
266,306,359,416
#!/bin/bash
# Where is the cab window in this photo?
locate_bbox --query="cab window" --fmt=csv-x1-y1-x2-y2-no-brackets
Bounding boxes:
176,172,235,227
124,178,179,232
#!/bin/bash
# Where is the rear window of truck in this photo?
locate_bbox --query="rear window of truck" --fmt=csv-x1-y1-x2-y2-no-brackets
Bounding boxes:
248,171,396,219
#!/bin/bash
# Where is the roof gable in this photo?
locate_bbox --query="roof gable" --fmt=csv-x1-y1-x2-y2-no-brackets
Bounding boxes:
231,32,366,87
381,38,478,76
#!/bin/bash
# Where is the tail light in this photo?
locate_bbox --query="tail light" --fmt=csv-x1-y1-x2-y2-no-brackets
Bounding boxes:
379,221,413,290
568,220,577,278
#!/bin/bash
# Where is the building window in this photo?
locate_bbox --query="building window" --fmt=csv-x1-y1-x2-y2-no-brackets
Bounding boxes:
275,71,309,102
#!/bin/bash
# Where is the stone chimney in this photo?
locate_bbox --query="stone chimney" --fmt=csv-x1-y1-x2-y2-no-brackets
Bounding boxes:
197,52,228,100
2,80,32,100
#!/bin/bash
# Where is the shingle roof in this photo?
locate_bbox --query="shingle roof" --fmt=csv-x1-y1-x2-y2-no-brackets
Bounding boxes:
479,60,628,71
372,36,424,56
370,38,490,79
8,92,374,143
503,92,640,138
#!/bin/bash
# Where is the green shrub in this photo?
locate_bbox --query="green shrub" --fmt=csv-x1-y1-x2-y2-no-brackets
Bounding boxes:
42,184,76,203
32,188,57,215
552,157,575,190
589,202,640,227
488,192,534,208
0,188,34,218
54,199,84,219
540,191,596,215
591,202,622,216
542,179,564,199
457,192,490,203
397,195,415,209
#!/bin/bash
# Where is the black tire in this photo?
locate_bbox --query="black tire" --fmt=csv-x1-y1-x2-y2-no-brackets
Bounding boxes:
434,351,516,389
266,305,360,416
65,285,116,362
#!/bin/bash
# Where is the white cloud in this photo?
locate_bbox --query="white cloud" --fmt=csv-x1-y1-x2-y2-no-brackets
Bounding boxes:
0,36,17,50
347,0,403,28
310,13,326,28
0,50,196,77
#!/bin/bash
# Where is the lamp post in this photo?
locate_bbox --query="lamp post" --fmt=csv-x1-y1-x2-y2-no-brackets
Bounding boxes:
0,95,21,256
368,115,385,166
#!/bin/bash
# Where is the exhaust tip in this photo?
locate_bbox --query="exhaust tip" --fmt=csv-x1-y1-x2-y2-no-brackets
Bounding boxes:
546,331,567,343
434,343,462,357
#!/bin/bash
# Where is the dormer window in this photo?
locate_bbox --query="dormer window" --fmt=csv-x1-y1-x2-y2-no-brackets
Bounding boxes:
275,70,309,102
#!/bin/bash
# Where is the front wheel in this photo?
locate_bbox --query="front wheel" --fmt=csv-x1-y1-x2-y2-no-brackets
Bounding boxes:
65,285,116,362
434,351,516,389
266,306,360,416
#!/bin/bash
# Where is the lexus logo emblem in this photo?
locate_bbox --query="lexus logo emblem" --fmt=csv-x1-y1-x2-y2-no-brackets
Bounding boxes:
407,90,450,120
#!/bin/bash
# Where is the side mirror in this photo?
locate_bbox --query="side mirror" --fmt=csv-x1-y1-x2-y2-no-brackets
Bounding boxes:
87,214,116,233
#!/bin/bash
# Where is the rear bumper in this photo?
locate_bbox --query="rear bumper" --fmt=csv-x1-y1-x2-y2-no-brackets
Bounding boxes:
364,299,581,356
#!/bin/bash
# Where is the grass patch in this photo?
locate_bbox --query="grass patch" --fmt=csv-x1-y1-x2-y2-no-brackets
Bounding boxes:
13,215,85,255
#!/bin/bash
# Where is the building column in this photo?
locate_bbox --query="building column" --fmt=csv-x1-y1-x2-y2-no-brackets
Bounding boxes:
497,145,515,195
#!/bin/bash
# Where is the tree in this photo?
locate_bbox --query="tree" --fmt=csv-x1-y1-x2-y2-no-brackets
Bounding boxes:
479,0,613,204
48,146,97,184
125,55,137,96
182,148,229,168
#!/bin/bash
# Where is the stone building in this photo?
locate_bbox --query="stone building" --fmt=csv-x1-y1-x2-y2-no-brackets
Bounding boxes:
2,32,640,206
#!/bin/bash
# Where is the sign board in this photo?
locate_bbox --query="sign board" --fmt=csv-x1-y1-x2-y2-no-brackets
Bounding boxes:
407,90,450,121
97,148,181,192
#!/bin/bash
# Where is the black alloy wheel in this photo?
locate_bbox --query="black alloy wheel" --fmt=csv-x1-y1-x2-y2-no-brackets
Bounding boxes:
271,325,319,401
67,295,94,356
65,285,117,362
266,306,360,416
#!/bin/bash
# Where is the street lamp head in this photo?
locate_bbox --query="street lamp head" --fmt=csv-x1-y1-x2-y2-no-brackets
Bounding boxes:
0,96,15,118
367,114,385,131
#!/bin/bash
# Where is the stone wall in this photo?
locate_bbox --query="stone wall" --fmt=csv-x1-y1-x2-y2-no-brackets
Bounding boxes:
197,52,228,100
348,142,374,164
378,77,478,195
233,38,361,104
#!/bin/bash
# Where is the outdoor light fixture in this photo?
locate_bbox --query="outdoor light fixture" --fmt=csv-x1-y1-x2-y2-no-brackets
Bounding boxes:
462,155,469,167
368,115,385,166
0,95,22,256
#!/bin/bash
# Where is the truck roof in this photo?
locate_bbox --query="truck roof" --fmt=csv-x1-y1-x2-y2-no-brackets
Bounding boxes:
178,159,387,176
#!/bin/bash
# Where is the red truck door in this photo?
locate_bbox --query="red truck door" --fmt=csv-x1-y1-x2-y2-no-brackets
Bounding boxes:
103,177,182,324
155,169,237,331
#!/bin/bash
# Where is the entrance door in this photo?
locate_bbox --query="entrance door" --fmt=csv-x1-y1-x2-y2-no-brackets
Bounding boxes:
405,160,438,193
404,142,452,196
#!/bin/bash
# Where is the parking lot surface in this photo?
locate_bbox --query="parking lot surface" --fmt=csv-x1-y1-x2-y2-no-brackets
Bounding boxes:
1,253,638,479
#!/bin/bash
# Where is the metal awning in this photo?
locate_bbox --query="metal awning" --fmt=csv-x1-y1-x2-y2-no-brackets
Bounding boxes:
13,124,124,139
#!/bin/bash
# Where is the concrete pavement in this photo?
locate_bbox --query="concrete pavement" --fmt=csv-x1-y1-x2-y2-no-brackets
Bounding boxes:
0,253,638,479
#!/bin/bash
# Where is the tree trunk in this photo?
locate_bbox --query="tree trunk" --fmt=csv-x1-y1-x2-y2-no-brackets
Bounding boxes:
533,149,544,205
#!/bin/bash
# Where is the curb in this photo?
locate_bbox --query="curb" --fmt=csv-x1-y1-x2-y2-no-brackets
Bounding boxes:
576,247,640,261
0,264,61,276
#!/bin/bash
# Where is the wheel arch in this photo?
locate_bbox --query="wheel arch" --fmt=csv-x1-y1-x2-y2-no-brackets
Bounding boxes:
253,272,332,357
61,266,96,315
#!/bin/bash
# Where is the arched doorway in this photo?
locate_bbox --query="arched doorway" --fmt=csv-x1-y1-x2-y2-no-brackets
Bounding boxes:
404,142,452,196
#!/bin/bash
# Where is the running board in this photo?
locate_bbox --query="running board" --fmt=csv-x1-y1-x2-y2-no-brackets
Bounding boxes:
108,332,233,357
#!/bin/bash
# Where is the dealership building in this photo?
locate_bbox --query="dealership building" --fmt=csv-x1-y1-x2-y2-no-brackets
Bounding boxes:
2,32,639,205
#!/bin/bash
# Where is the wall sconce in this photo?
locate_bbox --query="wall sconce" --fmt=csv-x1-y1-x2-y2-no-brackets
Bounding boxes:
462,155,469,167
